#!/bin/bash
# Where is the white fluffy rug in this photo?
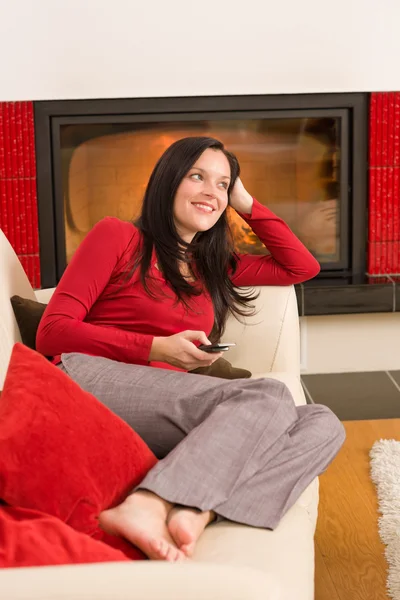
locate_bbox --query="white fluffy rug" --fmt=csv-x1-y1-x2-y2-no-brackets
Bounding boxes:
370,439,400,600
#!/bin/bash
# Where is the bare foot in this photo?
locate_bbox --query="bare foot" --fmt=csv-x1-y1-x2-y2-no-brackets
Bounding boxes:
167,506,216,557
99,490,186,562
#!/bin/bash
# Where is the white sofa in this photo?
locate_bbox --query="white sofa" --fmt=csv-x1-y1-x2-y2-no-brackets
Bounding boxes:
0,228,319,600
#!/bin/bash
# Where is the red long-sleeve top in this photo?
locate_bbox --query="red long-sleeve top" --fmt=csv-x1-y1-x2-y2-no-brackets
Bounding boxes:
36,199,320,370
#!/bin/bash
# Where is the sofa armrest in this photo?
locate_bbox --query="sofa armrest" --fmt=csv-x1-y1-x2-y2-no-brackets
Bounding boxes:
0,561,281,600
34,287,56,304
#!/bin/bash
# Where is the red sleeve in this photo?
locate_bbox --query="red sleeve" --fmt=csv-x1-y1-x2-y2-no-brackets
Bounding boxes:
35,218,154,364
230,198,321,286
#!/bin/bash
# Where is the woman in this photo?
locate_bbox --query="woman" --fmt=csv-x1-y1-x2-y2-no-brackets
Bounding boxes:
36,136,345,563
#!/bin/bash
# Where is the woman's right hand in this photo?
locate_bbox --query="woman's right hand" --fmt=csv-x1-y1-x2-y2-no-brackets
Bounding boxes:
149,330,223,371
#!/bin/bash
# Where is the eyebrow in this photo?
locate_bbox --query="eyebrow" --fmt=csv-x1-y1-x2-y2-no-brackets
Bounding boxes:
191,167,230,181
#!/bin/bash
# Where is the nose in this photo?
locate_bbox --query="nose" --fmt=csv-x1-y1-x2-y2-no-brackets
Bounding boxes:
202,181,219,198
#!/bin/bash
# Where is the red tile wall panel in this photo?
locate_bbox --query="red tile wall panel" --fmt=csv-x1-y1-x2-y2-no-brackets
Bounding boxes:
0,101,40,288
369,92,400,275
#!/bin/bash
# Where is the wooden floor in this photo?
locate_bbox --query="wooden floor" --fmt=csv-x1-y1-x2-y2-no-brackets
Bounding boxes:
314,419,400,600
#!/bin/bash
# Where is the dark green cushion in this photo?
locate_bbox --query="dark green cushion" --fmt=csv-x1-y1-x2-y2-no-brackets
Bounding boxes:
190,357,252,379
10,296,47,350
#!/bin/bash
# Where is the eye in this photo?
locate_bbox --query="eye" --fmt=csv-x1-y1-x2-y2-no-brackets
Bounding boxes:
190,172,202,181
219,181,229,189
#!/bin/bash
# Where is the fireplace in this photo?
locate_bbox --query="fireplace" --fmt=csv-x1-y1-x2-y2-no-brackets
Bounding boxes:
34,93,368,290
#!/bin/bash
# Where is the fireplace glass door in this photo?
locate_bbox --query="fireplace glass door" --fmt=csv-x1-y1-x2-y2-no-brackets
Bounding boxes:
57,113,348,269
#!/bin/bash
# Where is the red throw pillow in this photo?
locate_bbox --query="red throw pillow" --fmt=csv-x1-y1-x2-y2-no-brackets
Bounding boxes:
0,505,131,567
0,343,158,537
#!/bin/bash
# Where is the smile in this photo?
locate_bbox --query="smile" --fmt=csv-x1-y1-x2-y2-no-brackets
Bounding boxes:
192,203,214,213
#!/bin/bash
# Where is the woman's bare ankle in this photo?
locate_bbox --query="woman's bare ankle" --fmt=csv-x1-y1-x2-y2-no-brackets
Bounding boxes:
124,489,173,514
207,510,217,525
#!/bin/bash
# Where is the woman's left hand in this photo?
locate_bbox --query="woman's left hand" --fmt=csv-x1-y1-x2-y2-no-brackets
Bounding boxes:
229,178,254,214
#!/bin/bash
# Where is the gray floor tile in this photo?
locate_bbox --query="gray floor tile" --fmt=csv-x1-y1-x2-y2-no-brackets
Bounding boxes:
301,372,400,420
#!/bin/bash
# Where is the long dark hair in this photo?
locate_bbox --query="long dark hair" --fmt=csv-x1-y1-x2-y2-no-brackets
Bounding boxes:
127,136,258,342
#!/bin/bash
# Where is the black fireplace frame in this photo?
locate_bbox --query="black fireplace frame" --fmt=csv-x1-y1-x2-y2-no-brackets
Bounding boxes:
34,93,368,289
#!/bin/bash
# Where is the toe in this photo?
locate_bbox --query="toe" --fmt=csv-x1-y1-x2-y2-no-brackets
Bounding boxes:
149,537,166,560
181,542,195,558
158,539,169,560
165,545,179,562
177,549,188,562
172,548,187,562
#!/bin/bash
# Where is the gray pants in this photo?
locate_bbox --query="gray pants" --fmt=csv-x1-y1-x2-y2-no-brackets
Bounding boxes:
58,353,345,529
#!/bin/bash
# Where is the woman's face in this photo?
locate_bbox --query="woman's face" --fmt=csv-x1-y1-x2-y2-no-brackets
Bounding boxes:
173,148,231,243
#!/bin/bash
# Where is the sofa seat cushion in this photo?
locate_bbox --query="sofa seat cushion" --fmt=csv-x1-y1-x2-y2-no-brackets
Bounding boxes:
193,498,317,600
0,561,282,600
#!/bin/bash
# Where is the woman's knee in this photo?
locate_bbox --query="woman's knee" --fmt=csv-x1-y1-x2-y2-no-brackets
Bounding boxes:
227,378,297,429
260,378,298,422
258,378,296,404
309,404,346,450
238,377,293,402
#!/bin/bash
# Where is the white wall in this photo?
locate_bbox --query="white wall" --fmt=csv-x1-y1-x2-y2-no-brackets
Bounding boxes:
0,0,400,101
301,313,400,374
